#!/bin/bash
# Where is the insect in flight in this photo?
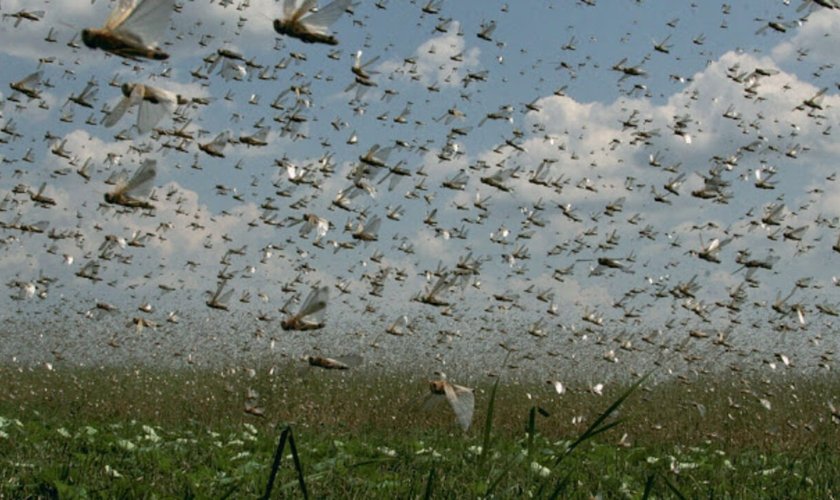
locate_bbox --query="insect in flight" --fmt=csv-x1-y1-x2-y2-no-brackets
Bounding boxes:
281,285,329,330
103,83,178,134
104,159,157,210
82,0,175,60
423,374,475,432
304,354,361,370
274,0,353,46
9,70,43,100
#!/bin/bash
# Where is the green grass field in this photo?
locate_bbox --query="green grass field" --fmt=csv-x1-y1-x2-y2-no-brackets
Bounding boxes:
1,363,838,498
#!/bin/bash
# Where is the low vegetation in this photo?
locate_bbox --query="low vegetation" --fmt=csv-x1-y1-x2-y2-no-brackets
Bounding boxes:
1,363,837,497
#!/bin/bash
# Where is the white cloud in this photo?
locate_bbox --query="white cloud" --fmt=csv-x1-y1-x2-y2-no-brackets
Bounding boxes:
376,21,481,88
771,8,840,65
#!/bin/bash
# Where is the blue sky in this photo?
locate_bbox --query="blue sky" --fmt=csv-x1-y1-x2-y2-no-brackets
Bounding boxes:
0,0,838,374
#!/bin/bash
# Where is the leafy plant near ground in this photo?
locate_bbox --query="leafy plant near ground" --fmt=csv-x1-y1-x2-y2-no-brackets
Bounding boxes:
1,364,837,497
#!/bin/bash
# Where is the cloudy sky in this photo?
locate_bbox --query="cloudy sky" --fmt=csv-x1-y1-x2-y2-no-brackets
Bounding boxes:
0,0,838,374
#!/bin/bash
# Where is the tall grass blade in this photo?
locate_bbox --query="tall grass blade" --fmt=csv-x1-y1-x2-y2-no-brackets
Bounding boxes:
642,473,655,499
554,371,652,465
660,472,686,500
546,471,572,500
262,426,289,500
423,467,435,500
262,425,308,500
537,371,654,497
219,483,240,499
568,419,623,448
480,352,510,463
527,406,537,457
182,482,195,500
287,430,309,499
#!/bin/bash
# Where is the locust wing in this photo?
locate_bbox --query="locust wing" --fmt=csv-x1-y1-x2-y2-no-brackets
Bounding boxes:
123,159,157,198
299,0,351,35
444,382,475,432
103,84,144,128
110,0,175,48
104,0,137,31
299,285,328,318
137,87,176,133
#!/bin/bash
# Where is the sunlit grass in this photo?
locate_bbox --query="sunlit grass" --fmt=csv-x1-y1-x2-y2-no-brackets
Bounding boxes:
0,363,837,497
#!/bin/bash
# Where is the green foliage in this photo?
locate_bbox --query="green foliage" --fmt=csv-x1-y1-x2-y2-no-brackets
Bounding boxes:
1,366,838,498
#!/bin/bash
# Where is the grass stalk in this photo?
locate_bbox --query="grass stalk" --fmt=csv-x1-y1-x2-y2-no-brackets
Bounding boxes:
262,425,308,500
